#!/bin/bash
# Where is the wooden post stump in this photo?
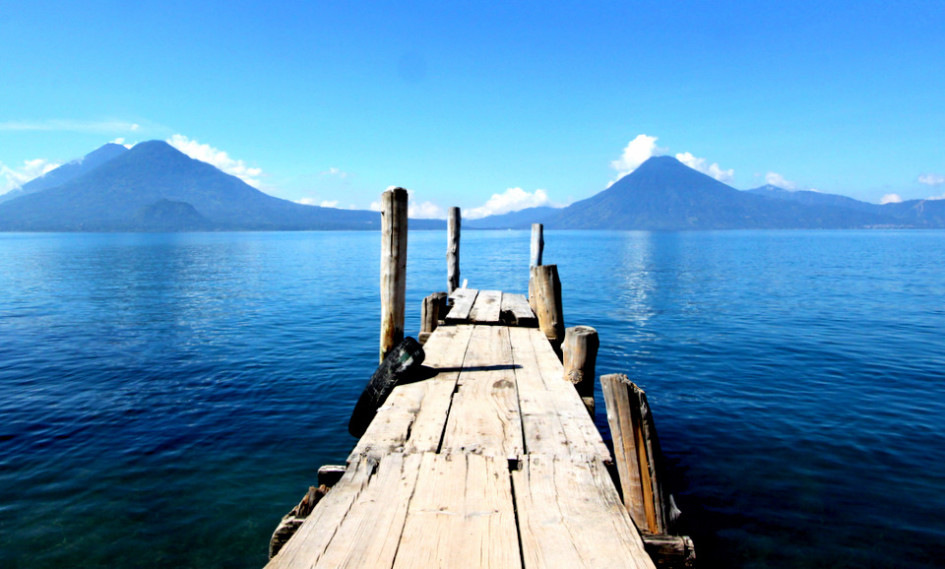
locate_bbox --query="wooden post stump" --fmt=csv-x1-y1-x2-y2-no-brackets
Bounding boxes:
529,264,564,358
419,292,448,344
563,326,599,415
447,207,460,294
600,373,670,535
380,187,408,362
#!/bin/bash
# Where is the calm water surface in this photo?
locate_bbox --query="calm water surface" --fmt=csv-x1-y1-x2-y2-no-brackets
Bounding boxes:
1,230,943,568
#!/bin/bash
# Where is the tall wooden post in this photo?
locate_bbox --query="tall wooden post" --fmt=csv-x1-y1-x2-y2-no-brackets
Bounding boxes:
530,223,543,267
447,207,460,294
529,264,564,357
600,373,669,535
380,187,408,362
563,326,599,415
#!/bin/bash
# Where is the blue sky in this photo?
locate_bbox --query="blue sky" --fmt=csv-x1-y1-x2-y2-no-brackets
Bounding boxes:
1,1,943,216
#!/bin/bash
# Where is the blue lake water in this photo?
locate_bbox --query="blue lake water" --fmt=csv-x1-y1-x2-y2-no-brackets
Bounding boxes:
1,230,943,568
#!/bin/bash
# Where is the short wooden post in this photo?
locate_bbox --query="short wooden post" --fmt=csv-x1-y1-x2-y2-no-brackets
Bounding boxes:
530,223,543,267
447,207,460,294
529,264,564,357
600,373,668,534
563,326,598,415
419,291,448,344
380,187,408,362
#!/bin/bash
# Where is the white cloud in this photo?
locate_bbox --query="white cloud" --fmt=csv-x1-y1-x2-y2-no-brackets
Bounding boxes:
409,201,446,219
296,198,342,208
764,172,797,190
320,167,348,179
675,152,735,183
880,193,903,204
320,200,339,208
918,173,945,186
369,200,382,212
0,119,142,134
464,187,553,219
166,134,263,187
0,158,60,193
109,137,134,149
611,134,664,179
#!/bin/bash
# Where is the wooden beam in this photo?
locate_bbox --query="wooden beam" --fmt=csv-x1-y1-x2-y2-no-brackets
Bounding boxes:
380,187,408,362
562,326,599,415
529,264,564,357
447,207,460,294
600,373,669,534
641,534,696,568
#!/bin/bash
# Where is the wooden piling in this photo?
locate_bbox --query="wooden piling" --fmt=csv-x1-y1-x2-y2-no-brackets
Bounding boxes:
529,264,564,357
447,207,460,294
530,223,543,267
419,292,448,344
562,325,599,415
600,373,668,535
380,187,408,362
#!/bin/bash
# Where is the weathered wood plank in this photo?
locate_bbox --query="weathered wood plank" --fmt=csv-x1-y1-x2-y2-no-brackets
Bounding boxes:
266,457,376,569
468,289,502,323
512,455,655,569
393,453,521,569
445,288,478,323
500,292,538,327
440,325,524,460
508,326,611,463
312,453,422,569
348,326,474,461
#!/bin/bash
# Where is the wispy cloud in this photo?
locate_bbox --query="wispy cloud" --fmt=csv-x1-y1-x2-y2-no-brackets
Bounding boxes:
110,137,134,149
918,173,945,186
320,167,349,179
880,193,903,204
0,119,141,134
764,172,797,190
0,158,60,193
464,187,554,219
166,134,263,187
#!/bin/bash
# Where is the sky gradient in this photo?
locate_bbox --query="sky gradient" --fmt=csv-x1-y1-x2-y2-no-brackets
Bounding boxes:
2,1,943,217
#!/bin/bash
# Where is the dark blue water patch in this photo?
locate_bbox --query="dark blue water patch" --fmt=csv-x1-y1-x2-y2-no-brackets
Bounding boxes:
2,230,944,568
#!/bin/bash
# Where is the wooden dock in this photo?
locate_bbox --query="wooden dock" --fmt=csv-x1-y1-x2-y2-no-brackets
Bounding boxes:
265,189,694,569
268,290,655,569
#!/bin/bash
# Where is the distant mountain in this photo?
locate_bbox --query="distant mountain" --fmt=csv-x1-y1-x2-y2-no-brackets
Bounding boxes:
747,183,945,228
464,206,559,229
0,141,444,231
745,184,884,215
0,143,128,204
541,156,892,230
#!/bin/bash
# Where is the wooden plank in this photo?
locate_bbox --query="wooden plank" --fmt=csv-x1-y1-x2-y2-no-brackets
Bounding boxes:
393,453,521,569
440,325,524,460
311,453,422,569
512,455,655,569
508,326,611,463
468,289,502,323
266,457,376,569
348,325,474,462
500,293,537,327
404,325,474,454
445,288,478,323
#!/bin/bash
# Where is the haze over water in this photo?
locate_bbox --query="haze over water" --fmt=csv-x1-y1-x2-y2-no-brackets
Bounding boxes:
1,230,943,568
